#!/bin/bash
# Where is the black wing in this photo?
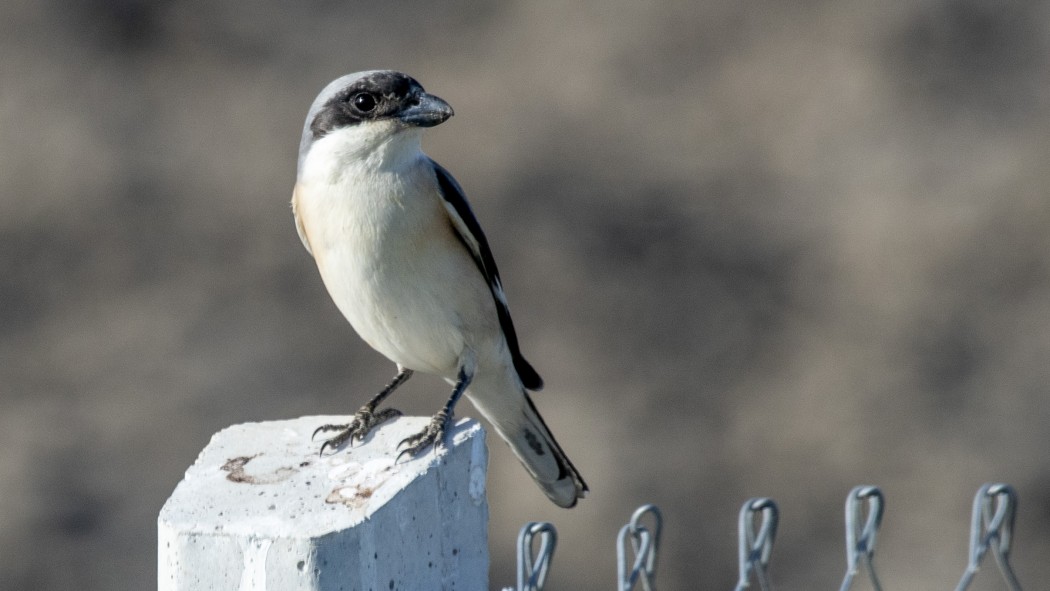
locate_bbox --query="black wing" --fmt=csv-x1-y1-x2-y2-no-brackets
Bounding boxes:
430,159,543,391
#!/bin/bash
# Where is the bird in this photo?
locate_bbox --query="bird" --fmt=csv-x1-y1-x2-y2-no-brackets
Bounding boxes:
292,71,587,508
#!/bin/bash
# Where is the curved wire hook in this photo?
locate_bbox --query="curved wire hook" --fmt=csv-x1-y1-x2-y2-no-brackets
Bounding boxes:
955,483,1022,591
839,485,884,591
734,497,779,591
512,521,557,591
617,504,663,591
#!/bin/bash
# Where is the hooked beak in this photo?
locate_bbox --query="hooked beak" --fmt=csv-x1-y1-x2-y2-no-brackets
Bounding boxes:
399,92,454,128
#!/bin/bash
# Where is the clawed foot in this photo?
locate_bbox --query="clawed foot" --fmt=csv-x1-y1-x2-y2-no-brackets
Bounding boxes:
396,411,452,462
313,406,402,456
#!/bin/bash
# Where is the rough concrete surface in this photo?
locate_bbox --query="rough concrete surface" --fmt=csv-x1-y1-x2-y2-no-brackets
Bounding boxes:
159,416,487,590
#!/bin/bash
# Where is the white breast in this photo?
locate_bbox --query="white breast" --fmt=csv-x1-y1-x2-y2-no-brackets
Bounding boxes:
295,126,499,378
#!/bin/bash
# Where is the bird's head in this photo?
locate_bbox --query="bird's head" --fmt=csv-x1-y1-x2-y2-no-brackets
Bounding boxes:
297,71,453,177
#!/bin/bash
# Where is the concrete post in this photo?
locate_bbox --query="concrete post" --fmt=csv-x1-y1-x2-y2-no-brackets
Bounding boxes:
158,416,489,590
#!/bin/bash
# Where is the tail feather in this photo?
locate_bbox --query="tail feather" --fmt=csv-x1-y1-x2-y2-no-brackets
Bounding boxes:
468,380,587,508
515,393,588,507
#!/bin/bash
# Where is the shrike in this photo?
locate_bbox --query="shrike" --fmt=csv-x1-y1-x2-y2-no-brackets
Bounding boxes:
292,71,587,507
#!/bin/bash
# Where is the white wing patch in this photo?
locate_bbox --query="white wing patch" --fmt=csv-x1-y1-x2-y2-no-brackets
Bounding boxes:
441,198,482,264
491,277,508,307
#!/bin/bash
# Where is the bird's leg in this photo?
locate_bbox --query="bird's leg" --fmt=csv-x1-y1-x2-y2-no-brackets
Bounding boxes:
397,367,472,461
314,367,414,455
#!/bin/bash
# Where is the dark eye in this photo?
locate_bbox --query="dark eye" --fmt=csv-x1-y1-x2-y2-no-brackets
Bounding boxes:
352,93,377,113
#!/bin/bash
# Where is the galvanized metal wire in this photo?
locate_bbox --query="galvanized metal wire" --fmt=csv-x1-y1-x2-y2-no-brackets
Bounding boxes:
955,482,1023,591
502,521,557,591
839,485,884,591
734,498,779,591
617,504,663,591
500,482,1028,591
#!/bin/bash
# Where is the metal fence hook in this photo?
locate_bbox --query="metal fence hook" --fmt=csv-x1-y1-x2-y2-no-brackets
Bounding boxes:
734,497,778,591
617,504,663,591
502,521,557,591
955,483,1023,591
839,485,884,591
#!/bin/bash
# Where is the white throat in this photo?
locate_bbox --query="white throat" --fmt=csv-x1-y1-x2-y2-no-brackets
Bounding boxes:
299,122,426,185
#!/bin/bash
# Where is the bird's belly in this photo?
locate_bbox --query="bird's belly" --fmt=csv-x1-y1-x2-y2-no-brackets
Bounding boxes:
317,229,497,378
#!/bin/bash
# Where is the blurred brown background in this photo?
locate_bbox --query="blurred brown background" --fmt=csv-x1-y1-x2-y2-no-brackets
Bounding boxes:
2,0,1049,588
